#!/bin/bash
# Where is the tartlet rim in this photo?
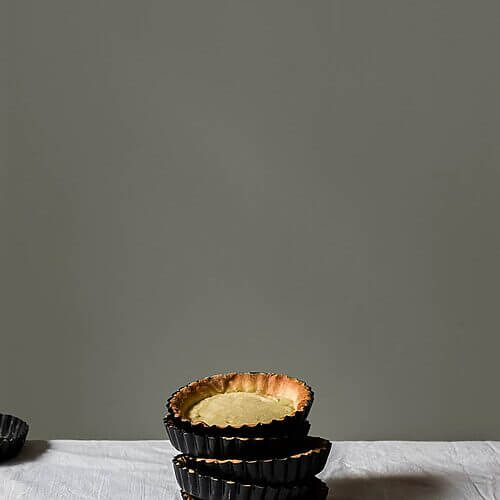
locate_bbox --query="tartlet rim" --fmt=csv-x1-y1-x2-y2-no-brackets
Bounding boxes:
167,371,313,434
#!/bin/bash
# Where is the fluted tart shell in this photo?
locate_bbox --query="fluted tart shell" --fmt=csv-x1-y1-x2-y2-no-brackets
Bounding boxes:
165,415,311,459
174,455,328,500
185,436,331,485
167,372,313,437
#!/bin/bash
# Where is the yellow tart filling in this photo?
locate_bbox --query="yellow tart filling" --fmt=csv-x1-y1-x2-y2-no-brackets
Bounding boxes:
187,392,296,426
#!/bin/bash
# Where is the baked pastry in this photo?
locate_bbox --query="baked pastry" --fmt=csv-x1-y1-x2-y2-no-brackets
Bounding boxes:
174,455,328,500
183,437,332,485
167,372,313,437
165,415,311,459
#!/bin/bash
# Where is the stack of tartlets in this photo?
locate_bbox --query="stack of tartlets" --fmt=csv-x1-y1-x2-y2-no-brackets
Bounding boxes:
165,372,331,499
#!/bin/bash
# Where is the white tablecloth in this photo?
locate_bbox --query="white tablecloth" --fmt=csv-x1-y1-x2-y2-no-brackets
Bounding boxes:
0,440,499,499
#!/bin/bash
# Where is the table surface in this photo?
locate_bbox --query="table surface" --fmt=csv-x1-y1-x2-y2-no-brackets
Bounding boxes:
0,440,498,499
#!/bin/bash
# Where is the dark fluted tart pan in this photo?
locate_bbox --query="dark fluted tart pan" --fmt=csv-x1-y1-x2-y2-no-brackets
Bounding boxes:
180,482,329,500
0,414,29,462
167,372,314,437
185,436,331,485
165,416,311,459
173,455,327,500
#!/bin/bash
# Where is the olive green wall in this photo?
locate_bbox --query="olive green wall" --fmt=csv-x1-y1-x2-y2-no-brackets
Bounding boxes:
4,1,500,440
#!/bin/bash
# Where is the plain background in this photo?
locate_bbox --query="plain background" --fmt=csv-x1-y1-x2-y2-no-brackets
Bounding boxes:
3,1,500,441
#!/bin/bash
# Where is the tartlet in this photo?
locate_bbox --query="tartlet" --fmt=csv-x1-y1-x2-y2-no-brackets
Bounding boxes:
174,455,328,500
167,372,313,437
184,437,332,485
165,415,311,459
0,414,29,462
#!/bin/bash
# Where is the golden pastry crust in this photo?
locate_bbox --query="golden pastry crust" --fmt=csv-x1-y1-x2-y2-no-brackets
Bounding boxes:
168,372,313,431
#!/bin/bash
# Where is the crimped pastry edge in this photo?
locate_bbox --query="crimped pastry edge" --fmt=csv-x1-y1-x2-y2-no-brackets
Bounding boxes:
167,372,313,436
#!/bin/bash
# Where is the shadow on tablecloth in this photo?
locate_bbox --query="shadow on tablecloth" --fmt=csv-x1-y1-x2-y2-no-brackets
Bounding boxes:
0,440,49,466
327,474,453,499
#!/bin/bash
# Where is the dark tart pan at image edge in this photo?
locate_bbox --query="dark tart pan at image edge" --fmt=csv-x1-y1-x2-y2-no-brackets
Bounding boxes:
167,372,314,437
184,437,331,485
180,484,329,500
165,416,311,459
181,483,328,500
173,455,328,500
0,414,29,462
